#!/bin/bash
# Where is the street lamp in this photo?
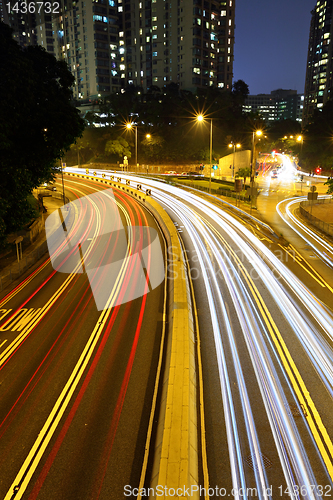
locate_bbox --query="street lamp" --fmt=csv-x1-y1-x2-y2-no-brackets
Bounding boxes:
297,134,303,153
250,129,262,182
228,142,241,178
249,129,263,209
126,122,138,172
197,114,213,193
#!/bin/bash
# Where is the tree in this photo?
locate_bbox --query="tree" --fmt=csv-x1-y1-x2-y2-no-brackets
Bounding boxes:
324,178,333,195
0,22,85,246
105,137,131,159
232,79,249,108
236,167,251,184
300,100,333,170
141,134,165,161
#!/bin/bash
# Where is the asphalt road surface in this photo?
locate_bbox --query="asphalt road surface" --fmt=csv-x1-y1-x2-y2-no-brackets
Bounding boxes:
0,177,166,500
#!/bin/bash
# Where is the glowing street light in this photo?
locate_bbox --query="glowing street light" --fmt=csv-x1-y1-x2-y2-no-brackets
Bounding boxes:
228,142,241,178
126,122,138,172
251,129,263,182
249,129,263,210
196,114,213,193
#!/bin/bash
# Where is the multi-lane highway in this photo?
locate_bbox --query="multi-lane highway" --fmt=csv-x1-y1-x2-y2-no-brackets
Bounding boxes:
76,168,333,498
0,177,166,499
1,167,333,499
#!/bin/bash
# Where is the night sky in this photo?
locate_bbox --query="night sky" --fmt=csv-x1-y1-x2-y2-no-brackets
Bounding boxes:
233,0,316,95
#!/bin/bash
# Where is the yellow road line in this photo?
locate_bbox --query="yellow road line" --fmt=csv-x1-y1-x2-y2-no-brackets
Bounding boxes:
198,214,333,479
278,244,326,288
0,191,132,369
288,244,333,294
180,237,210,500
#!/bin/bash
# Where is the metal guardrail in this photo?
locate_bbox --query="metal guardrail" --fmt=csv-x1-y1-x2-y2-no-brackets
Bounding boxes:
0,240,49,291
300,199,333,237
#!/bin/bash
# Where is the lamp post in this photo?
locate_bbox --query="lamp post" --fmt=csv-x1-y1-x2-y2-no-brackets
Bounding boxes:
297,134,303,154
126,122,138,173
60,160,66,206
197,114,213,193
250,129,262,209
228,141,241,178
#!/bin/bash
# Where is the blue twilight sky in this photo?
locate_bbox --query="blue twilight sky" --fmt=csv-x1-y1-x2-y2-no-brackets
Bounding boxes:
233,0,316,95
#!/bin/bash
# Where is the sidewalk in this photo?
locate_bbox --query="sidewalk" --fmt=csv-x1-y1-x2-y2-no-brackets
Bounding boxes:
0,197,65,291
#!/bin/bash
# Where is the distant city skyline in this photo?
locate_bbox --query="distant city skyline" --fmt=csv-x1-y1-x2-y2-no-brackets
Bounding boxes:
233,0,316,95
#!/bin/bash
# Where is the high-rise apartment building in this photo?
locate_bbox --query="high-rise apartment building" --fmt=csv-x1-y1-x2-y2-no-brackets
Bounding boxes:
117,0,235,92
2,0,235,98
303,0,333,123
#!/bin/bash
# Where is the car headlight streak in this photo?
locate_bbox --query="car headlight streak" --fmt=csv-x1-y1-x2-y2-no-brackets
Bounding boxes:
66,168,333,494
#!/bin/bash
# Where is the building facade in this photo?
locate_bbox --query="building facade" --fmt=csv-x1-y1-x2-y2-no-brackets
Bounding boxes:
2,0,236,99
117,0,235,92
303,0,333,123
243,89,304,124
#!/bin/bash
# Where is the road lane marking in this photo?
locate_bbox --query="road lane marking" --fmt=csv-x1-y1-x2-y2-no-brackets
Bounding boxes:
287,244,333,293
0,191,131,369
179,235,210,499
199,214,333,480
228,240,333,479
4,212,133,500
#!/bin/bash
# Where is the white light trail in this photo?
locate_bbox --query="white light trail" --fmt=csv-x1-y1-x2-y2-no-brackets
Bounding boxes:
66,168,333,496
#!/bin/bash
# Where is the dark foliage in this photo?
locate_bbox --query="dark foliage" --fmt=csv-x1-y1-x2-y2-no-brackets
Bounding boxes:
0,22,85,246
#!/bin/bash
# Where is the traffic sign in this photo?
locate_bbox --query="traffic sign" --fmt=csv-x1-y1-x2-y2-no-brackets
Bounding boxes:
310,185,317,192
307,192,318,200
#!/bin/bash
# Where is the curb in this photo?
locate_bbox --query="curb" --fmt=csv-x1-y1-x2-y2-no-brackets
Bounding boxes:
0,194,73,292
66,171,199,498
